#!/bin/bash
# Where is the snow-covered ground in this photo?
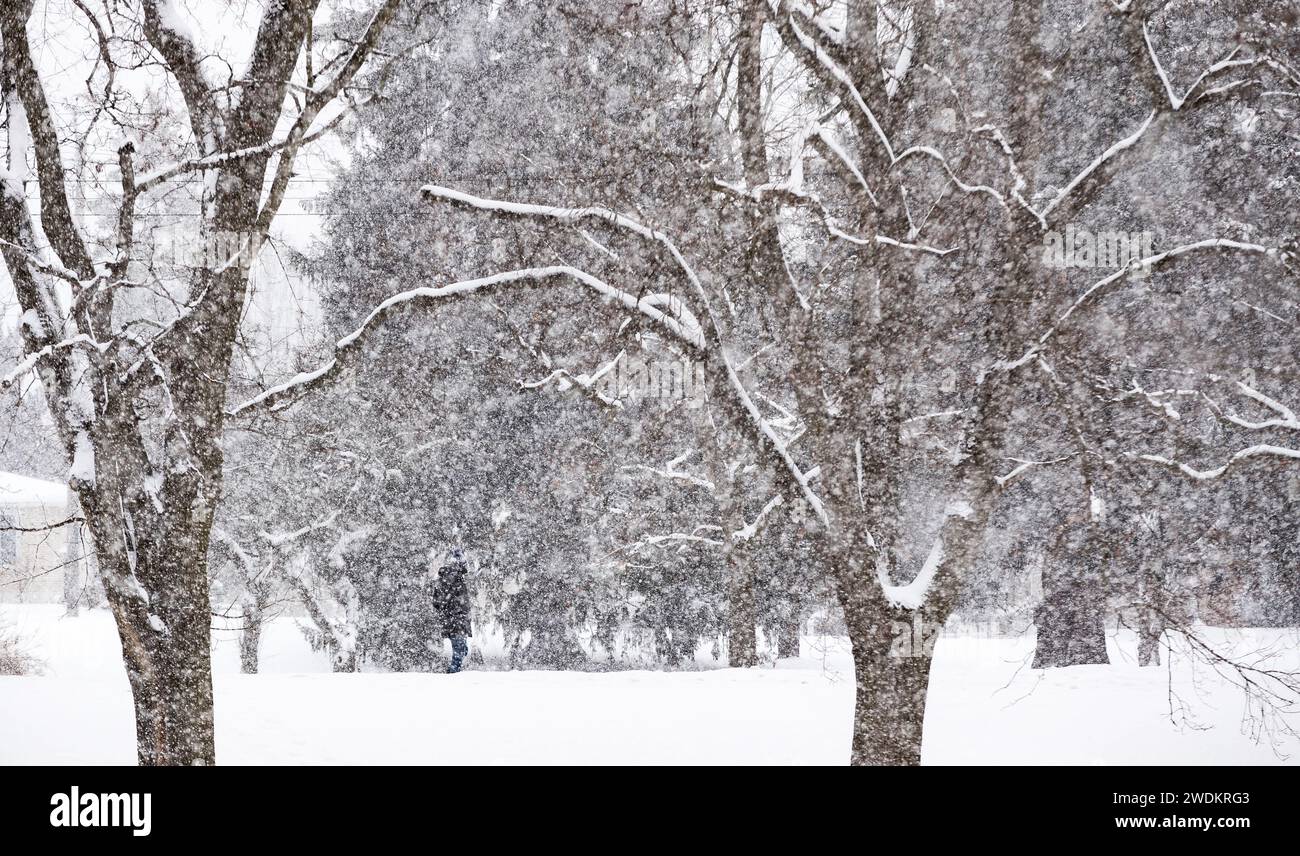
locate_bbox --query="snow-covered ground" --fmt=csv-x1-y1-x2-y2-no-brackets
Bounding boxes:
2,605,1297,764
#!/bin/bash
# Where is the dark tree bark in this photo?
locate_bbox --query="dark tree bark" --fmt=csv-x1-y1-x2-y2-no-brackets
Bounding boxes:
723,530,759,667
1032,519,1111,668
777,616,802,658
850,637,933,766
1032,605,1110,667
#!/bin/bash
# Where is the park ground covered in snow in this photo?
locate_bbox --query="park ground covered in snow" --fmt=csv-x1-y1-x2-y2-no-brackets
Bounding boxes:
2,604,1297,765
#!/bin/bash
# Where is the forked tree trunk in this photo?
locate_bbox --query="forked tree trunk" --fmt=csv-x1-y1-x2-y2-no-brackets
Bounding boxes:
0,0,399,767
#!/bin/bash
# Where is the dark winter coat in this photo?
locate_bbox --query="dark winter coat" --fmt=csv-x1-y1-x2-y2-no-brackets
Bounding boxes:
433,562,472,638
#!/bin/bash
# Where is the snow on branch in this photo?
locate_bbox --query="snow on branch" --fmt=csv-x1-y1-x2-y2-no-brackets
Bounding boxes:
1038,110,1156,221
260,510,341,547
421,184,831,527
1135,444,1300,481
494,303,624,410
0,28,95,277
891,146,1011,212
733,494,784,542
623,450,715,491
995,455,1074,487
1227,382,1300,432
248,0,402,243
0,238,89,289
769,1,896,161
875,235,958,257
768,4,1012,217
228,265,706,417
807,126,879,207
782,0,845,47
876,500,974,610
620,532,726,555
1040,37,1271,224
1142,25,1255,112
135,115,348,193
717,179,957,256
302,0,403,114
993,238,1288,376
141,0,222,148
0,335,105,390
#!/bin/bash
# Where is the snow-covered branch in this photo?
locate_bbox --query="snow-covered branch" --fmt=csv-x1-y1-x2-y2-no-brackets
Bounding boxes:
421,185,830,526
807,126,879,207
136,111,351,193
1041,32,1272,225
1037,110,1157,221
228,266,706,416
1227,382,1300,432
623,450,715,491
995,455,1074,487
994,238,1289,375
1135,444,1300,481
0,335,106,390
876,500,974,610
768,0,896,161
733,494,784,542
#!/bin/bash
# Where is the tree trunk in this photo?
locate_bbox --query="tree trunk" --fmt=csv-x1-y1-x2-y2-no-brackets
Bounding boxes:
1032,521,1111,668
239,593,265,675
62,554,80,617
96,522,217,766
1137,615,1162,667
725,537,758,667
777,616,801,658
1137,557,1165,667
0,0,401,767
73,365,225,765
1032,604,1109,668
848,631,933,766
697,358,758,669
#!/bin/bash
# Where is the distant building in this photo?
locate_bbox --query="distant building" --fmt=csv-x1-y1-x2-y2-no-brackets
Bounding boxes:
0,472,90,607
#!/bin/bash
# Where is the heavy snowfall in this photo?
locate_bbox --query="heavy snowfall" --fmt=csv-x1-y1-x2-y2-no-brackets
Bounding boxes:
0,0,1298,767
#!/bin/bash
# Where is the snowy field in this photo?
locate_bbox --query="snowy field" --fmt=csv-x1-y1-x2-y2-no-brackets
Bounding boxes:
2,605,1297,765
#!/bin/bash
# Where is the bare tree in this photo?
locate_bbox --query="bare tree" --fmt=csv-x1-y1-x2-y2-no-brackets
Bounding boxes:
0,0,401,764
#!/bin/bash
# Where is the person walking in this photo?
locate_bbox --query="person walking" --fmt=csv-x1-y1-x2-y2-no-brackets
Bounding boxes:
433,548,472,673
